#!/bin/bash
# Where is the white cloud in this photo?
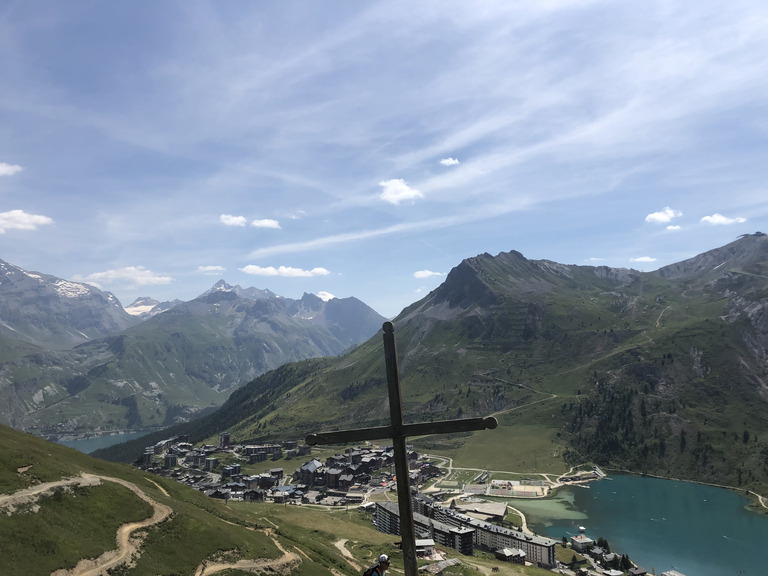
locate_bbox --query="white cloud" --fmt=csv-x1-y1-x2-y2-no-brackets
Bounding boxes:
239,265,330,277
74,266,173,286
440,158,460,166
220,214,247,227
588,257,605,262
0,210,54,233
666,225,682,231
413,270,446,279
379,179,424,205
316,291,335,301
198,265,225,274
0,163,23,176
630,256,657,263
701,213,746,225
645,207,682,224
251,218,281,229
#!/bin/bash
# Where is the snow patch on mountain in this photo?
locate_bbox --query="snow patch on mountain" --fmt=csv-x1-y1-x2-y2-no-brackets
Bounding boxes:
125,303,158,316
53,280,91,298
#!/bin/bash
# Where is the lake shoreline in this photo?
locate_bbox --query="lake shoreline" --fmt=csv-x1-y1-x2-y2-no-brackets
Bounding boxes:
53,430,156,453
515,473,768,576
603,467,768,515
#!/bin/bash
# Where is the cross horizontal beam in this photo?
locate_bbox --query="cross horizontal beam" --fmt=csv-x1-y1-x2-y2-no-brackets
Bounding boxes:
305,416,497,446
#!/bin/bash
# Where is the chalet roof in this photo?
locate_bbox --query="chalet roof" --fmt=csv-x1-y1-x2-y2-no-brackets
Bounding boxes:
571,534,594,543
415,539,435,547
301,459,323,472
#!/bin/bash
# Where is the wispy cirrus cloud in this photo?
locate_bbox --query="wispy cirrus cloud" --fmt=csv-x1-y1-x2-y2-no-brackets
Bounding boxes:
440,158,460,166
74,266,173,287
0,163,23,176
247,213,471,259
247,203,523,260
239,265,330,277
220,214,247,227
198,265,225,274
645,207,682,224
0,210,53,233
379,179,423,205
701,213,746,225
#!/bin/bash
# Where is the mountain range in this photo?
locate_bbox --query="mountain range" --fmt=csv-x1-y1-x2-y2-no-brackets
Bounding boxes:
0,261,386,438
100,233,768,493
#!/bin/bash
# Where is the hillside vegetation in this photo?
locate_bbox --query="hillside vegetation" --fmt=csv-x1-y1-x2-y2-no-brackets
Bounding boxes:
103,234,768,496
1,424,548,576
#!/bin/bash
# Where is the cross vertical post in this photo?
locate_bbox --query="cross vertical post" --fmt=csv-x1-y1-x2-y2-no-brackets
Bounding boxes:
382,321,418,576
306,322,497,576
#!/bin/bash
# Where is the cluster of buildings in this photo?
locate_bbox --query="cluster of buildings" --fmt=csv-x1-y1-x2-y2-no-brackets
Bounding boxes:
136,433,305,501
374,492,559,569
137,434,442,506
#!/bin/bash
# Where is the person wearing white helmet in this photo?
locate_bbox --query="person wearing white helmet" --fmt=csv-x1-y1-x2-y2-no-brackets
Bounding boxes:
375,554,391,576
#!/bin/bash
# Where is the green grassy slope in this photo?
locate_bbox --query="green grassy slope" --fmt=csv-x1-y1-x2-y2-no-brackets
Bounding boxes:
0,424,284,575
2,423,548,576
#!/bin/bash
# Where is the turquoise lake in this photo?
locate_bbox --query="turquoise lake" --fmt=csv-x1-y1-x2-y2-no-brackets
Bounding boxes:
56,431,149,453
511,474,768,575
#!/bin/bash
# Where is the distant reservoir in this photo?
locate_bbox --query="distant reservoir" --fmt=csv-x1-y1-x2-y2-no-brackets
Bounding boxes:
56,431,150,454
513,474,768,575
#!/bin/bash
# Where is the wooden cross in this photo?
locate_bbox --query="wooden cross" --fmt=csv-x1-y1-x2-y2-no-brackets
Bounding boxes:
306,321,497,576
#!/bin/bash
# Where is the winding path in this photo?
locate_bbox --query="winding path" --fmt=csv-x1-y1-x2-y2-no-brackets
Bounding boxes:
0,473,102,514
194,530,301,575
4,471,310,576
335,539,362,570
50,474,173,576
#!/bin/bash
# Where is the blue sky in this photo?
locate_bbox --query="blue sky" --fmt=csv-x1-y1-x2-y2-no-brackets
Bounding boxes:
1,1,766,318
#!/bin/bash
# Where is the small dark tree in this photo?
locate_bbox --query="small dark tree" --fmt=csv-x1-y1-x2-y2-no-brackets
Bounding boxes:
620,554,632,570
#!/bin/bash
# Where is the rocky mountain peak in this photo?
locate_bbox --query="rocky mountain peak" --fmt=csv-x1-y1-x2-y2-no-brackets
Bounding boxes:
201,280,276,301
0,258,138,349
655,232,768,284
